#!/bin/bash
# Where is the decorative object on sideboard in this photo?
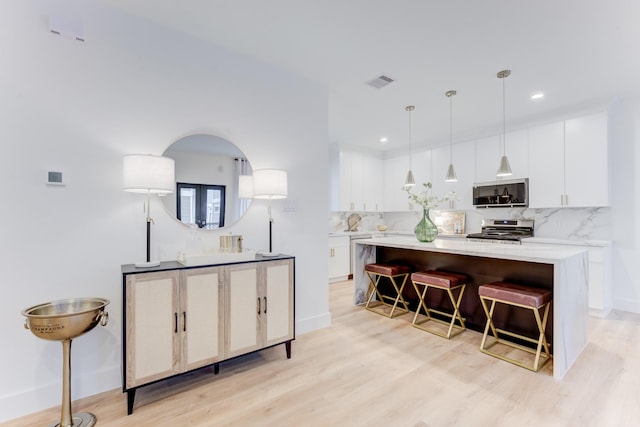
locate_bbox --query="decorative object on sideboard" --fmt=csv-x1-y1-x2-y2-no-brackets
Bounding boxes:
220,234,243,253
496,69,513,177
123,154,175,267
22,297,110,427
404,105,416,189
253,169,288,256
445,90,458,182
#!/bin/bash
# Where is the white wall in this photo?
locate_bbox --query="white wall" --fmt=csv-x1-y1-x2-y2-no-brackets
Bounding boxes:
0,1,329,422
609,97,640,312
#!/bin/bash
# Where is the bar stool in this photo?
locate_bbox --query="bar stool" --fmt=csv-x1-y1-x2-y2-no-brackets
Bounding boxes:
478,281,552,372
364,263,411,318
410,270,468,339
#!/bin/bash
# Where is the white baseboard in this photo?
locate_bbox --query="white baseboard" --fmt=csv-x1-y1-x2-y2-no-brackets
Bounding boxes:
3,313,333,423
295,311,331,335
613,296,640,314
0,365,121,424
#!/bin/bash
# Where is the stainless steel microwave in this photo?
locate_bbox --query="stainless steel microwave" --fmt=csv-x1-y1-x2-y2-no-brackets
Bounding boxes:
472,178,529,208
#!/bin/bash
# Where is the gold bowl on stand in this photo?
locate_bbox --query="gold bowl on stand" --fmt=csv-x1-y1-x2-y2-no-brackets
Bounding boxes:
23,297,109,427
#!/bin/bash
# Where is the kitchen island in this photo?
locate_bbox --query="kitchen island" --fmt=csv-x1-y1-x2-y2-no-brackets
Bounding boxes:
353,236,589,379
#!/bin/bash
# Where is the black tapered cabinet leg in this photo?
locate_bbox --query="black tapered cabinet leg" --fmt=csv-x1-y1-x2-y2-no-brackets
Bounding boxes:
127,389,136,415
214,363,220,375
285,341,292,359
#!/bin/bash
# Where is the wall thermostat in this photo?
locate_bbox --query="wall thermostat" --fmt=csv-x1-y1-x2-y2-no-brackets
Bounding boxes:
47,171,65,186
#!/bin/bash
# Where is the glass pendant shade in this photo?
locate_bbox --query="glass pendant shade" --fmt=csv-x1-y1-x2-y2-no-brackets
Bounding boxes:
496,155,513,177
445,163,458,182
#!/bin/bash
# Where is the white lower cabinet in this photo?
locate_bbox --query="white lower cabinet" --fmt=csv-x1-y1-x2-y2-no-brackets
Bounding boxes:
122,257,295,414
328,236,351,282
521,240,612,317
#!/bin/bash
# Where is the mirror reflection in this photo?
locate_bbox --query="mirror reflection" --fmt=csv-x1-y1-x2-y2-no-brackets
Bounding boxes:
162,134,252,229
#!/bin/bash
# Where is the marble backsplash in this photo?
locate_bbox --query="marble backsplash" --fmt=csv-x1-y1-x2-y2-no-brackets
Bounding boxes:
329,207,612,241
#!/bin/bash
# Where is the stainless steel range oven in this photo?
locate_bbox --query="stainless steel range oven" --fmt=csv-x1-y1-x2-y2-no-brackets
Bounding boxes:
466,219,534,244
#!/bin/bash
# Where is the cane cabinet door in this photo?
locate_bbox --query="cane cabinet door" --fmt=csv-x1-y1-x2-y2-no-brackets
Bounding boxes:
125,270,179,388
180,266,224,372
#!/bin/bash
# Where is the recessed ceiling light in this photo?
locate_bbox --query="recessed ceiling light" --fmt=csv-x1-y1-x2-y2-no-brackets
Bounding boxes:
531,92,544,100
379,137,388,144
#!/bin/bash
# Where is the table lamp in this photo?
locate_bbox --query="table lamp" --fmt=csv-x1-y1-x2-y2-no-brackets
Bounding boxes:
123,154,175,267
252,169,287,256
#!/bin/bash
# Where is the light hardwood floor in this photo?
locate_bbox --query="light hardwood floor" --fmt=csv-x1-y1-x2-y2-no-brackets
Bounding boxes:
4,280,640,427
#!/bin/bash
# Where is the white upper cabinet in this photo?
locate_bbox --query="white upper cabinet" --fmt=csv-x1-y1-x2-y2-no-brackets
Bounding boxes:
529,112,608,208
474,135,501,182
430,145,450,203
383,154,411,211
361,155,383,212
338,150,384,211
564,112,609,207
529,122,565,208
338,150,354,211
450,140,476,210
412,148,432,188
475,130,528,183
504,129,529,180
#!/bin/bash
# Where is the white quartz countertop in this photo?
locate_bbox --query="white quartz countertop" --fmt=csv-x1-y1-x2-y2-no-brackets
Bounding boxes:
328,231,384,238
522,237,611,247
356,236,587,263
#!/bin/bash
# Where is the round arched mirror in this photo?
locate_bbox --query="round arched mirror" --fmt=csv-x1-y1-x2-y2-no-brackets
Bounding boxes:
161,134,252,229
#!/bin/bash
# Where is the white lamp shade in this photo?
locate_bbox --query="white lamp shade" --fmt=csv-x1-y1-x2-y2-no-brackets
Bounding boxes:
253,169,288,199
123,154,175,194
238,174,254,199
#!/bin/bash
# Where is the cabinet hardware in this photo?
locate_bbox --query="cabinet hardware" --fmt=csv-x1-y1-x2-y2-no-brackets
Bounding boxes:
257,297,261,314
174,313,178,333
183,311,186,332
264,297,267,314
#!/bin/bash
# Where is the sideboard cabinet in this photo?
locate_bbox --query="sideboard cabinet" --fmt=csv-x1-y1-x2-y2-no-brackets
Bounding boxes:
122,256,295,414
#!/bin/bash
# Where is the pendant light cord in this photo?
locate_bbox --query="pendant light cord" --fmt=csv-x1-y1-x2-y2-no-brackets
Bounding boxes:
406,105,414,169
449,94,453,163
502,74,506,156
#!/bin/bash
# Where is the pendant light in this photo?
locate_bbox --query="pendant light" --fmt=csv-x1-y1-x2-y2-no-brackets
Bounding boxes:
496,69,513,177
404,105,416,189
445,90,458,182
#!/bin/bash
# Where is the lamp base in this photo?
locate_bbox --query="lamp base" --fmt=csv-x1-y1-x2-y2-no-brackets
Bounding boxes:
134,260,161,268
260,251,280,257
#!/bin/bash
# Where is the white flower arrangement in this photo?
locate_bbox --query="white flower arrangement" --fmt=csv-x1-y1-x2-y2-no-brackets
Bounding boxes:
404,182,458,210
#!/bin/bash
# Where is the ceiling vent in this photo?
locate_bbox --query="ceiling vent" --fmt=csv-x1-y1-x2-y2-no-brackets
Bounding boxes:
367,75,394,89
